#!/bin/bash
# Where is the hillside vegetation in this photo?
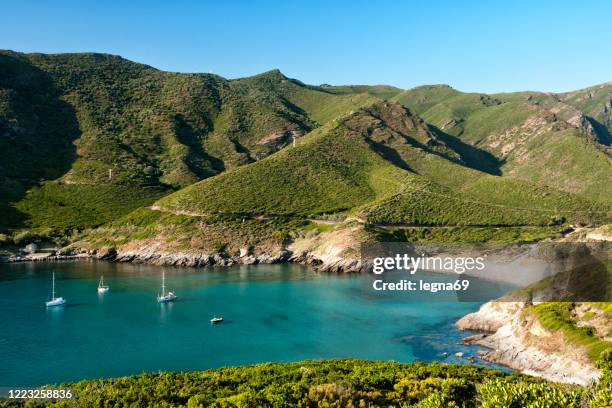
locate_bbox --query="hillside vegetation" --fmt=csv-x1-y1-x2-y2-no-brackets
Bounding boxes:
0,51,385,232
393,84,612,204
156,101,608,227
3,359,610,407
1,50,610,248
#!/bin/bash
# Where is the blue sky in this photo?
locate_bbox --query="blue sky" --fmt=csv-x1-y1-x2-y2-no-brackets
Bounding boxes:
2,0,611,93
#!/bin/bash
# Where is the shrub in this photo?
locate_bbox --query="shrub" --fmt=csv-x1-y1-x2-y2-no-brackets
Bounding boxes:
392,377,475,407
588,350,612,408
479,378,582,408
12,230,37,245
213,242,228,254
6,359,589,407
589,388,612,408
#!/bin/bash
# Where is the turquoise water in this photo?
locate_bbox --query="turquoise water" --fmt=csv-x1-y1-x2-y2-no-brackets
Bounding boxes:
0,261,512,386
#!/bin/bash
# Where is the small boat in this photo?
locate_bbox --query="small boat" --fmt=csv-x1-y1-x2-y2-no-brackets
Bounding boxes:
157,271,177,303
45,272,66,307
97,275,109,293
210,317,224,324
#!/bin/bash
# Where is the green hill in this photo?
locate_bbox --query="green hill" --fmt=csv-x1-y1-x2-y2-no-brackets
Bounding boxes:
393,84,612,204
72,99,611,259
156,101,607,227
0,51,389,231
1,50,609,247
154,101,410,217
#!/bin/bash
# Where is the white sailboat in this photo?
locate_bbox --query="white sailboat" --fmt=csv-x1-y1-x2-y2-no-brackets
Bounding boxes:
97,275,109,293
157,271,177,303
45,272,66,307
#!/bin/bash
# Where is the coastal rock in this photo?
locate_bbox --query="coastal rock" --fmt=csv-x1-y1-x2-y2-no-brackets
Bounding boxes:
242,255,257,265
95,247,117,260
4,253,85,263
462,334,487,344
11,222,366,274
457,301,601,385
456,301,517,332
9,239,363,273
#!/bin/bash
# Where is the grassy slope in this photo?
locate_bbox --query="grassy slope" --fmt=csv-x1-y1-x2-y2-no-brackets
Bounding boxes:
154,118,406,217
12,183,168,230
78,207,300,256
528,302,612,363
2,50,609,237
356,119,606,226
503,128,611,203
372,226,564,245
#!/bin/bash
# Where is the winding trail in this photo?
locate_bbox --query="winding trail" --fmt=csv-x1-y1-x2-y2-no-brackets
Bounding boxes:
149,205,552,230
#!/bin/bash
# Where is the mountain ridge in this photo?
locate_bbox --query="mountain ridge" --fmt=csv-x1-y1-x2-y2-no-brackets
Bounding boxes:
0,50,610,240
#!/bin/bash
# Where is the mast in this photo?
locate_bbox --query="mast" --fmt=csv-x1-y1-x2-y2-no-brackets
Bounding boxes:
52,272,55,299
161,271,166,296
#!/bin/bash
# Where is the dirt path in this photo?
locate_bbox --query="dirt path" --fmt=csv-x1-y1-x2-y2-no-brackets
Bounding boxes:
150,206,552,230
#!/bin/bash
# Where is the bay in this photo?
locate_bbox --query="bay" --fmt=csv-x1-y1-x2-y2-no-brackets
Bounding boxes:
0,261,512,386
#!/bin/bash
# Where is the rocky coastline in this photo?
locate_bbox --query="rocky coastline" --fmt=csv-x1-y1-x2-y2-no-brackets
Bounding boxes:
456,301,601,386
0,246,363,273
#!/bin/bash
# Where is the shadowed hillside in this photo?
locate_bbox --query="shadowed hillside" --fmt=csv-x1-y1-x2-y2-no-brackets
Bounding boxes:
393,84,612,203
0,51,388,231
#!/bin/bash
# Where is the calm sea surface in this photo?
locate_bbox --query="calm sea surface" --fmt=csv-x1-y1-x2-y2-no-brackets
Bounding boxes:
0,261,513,386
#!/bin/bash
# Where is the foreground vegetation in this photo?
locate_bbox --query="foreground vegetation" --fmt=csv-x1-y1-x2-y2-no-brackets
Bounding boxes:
1,358,610,407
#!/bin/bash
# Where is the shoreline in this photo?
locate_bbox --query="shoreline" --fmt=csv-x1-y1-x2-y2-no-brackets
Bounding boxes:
1,248,602,386
1,245,364,273
456,302,601,386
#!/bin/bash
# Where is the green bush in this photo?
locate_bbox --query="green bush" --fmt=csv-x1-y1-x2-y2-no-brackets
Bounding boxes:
588,351,612,408
213,242,228,254
480,378,582,407
12,230,38,245
589,387,612,408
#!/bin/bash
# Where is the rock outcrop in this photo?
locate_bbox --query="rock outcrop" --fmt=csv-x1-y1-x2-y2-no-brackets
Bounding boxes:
457,301,601,385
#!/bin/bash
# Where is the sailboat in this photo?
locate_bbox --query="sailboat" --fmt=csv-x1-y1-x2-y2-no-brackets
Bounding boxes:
97,275,109,293
45,272,66,307
157,271,177,303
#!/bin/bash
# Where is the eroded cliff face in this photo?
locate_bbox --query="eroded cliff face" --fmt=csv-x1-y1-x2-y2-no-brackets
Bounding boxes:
457,302,602,385
287,223,364,273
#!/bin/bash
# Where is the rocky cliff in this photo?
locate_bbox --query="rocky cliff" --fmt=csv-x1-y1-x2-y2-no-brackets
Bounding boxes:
457,301,602,385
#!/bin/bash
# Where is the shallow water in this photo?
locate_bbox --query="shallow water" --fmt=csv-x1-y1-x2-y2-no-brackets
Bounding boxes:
0,261,512,386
